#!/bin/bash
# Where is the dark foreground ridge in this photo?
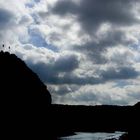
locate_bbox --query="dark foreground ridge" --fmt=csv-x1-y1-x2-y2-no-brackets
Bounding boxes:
0,51,52,138
50,103,139,140
0,51,139,139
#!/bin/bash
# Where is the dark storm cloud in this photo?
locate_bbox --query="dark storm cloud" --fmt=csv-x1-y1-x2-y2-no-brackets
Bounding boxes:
27,54,80,84
74,30,127,64
54,55,79,72
96,30,130,47
51,0,77,15
60,66,139,85
0,8,15,29
101,67,139,80
52,0,139,33
29,57,139,85
50,0,139,64
28,62,57,84
74,41,107,64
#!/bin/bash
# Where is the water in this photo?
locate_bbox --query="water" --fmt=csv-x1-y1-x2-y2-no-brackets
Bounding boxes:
60,131,125,140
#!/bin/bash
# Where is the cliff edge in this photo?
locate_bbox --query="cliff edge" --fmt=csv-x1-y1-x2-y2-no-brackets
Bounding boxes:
0,51,51,106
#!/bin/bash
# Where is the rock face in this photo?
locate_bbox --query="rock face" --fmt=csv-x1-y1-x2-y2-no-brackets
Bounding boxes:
0,51,52,138
0,51,51,106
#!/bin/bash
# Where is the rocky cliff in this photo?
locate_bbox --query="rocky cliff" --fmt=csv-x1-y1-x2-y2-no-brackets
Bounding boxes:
0,51,52,139
0,51,51,106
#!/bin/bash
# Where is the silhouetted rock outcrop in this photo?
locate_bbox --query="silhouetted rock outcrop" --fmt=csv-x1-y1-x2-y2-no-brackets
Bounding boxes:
0,51,51,106
0,51,52,139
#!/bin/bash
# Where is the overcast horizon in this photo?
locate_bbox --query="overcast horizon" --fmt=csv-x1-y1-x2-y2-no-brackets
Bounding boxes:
0,0,140,105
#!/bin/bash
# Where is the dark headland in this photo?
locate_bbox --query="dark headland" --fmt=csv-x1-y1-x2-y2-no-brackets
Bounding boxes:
0,51,139,139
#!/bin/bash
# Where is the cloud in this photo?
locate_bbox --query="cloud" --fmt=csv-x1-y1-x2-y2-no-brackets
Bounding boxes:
106,46,137,66
54,55,79,72
0,8,15,29
48,0,140,64
0,1,33,46
101,67,139,81
49,84,79,96
0,8,17,43
26,55,139,85
23,50,80,84
51,0,140,33
51,82,140,105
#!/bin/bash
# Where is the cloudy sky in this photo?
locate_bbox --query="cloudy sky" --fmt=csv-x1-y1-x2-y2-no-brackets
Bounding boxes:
0,0,140,105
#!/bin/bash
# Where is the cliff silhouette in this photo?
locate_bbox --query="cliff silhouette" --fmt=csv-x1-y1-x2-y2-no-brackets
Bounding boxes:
0,51,51,105
0,51,52,139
